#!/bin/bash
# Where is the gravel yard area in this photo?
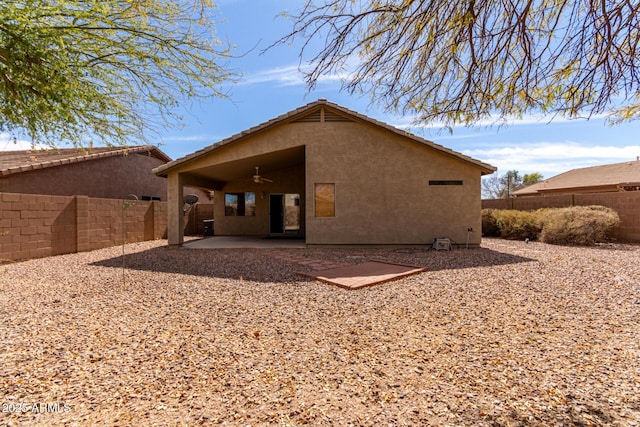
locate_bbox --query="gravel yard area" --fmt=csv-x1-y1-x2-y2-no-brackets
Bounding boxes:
1,238,639,426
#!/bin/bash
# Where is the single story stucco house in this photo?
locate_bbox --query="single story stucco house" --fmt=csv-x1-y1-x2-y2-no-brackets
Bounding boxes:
153,99,496,247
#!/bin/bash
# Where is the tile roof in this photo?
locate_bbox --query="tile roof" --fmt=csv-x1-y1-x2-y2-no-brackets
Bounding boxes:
0,145,171,177
153,99,497,177
513,159,640,195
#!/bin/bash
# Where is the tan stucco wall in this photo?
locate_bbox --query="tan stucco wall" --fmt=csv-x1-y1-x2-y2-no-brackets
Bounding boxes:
167,171,184,245
302,122,481,245
167,117,484,246
171,129,304,173
0,153,168,200
0,152,211,204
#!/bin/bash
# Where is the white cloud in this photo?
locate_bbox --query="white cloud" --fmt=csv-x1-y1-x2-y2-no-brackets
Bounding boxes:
464,142,640,177
0,133,47,151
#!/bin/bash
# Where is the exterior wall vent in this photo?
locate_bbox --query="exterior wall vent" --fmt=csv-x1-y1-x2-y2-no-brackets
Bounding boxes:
323,110,353,122
293,108,354,123
294,110,322,123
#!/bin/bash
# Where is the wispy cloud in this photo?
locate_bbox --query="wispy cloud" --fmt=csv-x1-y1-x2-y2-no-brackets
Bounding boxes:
465,142,640,177
161,134,220,143
391,112,611,131
240,64,347,87
240,65,304,86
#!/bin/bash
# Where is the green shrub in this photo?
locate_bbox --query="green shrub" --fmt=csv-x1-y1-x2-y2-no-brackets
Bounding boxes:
492,209,542,240
481,209,500,237
538,205,620,246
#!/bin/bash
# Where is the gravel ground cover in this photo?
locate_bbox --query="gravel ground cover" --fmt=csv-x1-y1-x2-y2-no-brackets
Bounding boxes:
1,238,639,426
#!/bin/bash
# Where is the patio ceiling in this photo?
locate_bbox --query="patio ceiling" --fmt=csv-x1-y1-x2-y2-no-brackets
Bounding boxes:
181,146,305,190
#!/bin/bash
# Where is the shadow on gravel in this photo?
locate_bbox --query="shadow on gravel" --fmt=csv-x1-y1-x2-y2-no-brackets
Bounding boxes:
91,247,305,283
90,245,535,283
390,247,536,272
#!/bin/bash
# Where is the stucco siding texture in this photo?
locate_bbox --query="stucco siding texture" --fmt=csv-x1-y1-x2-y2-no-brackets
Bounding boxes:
303,122,481,245
0,153,167,200
181,120,482,245
174,130,303,173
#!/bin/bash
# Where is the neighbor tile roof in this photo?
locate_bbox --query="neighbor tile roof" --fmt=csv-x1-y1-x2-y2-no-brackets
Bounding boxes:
0,145,171,177
513,160,640,195
153,99,497,177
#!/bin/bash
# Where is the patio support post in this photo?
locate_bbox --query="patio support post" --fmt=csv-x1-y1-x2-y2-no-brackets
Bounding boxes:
167,171,184,246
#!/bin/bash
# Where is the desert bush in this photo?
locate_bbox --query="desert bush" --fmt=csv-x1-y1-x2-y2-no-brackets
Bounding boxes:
481,205,619,245
481,209,500,237
492,209,542,240
538,205,620,245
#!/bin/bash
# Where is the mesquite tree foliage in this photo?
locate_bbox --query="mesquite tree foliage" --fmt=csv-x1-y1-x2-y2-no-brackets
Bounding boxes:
276,0,640,127
0,0,234,147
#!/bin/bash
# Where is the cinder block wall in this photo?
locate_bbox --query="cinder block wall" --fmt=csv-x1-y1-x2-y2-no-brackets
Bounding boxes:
0,193,77,261
482,194,574,210
184,203,214,236
81,197,161,252
0,192,169,262
482,192,640,242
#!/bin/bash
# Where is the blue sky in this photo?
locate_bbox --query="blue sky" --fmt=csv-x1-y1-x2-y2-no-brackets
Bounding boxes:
2,0,639,180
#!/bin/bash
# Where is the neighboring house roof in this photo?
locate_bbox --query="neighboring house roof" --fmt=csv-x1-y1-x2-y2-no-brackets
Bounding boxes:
513,160,640,196
153,99,496,177
0,145,171,177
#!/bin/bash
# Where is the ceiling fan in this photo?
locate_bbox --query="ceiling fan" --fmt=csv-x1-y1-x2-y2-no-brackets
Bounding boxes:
252,166,273,184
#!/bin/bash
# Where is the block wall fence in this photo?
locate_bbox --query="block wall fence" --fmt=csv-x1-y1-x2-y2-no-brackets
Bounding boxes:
482,192,640,242
0,192,212,262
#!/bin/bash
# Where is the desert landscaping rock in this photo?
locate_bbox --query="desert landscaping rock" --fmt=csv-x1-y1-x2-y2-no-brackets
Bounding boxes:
1,238,639,426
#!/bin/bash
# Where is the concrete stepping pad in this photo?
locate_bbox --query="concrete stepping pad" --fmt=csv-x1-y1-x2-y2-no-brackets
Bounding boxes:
298,261,426,290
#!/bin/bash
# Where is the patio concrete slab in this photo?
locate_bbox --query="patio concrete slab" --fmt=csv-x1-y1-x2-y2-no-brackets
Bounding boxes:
183,236,306,249
298,261,426,290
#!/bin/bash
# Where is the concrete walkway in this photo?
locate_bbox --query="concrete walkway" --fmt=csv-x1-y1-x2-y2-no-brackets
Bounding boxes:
298,261,426,290
183,236,306,249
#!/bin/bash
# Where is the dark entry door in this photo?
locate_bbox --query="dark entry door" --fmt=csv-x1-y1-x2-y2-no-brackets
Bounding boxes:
269,194,284,234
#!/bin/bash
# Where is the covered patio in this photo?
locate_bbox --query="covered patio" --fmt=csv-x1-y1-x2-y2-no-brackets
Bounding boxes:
162,144,306,247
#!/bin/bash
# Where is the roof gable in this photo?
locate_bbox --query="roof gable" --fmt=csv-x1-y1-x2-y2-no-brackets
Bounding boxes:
153,99,496,176
0,145,171,177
